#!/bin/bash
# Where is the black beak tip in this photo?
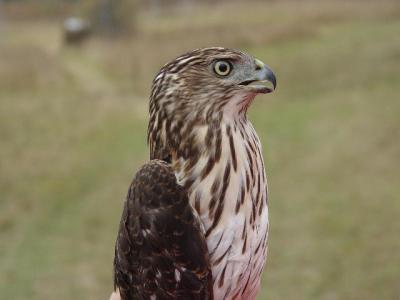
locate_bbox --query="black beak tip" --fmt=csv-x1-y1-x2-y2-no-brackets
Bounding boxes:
267,69,277,90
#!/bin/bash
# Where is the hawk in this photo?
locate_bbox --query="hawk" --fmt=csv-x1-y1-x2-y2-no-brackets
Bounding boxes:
110,47,276,300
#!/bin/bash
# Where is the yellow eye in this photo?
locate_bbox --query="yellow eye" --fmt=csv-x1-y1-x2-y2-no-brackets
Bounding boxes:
213,60,232,76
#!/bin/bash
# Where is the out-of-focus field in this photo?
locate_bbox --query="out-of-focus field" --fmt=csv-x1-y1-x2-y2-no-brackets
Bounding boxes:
1,1,400,299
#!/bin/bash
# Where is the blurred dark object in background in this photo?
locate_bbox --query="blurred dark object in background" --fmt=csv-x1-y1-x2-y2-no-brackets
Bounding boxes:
63,17,91,45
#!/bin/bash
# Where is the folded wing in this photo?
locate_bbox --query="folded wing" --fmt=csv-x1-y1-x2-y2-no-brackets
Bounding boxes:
113,160,213,300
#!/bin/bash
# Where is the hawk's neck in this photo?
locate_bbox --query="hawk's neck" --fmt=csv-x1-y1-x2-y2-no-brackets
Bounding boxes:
172,113,267,229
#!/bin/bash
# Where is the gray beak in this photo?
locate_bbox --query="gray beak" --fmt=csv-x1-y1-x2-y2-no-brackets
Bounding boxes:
239,58,277,94
262,65,277,91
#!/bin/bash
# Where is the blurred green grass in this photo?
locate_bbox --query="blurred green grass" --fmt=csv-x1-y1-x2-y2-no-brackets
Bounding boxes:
1,1,400,299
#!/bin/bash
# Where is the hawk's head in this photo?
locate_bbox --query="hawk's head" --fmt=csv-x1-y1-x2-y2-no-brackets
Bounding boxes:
148,47,276,160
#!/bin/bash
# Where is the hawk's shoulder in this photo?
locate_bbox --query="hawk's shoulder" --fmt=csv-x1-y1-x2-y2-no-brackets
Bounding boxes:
114,160,213,300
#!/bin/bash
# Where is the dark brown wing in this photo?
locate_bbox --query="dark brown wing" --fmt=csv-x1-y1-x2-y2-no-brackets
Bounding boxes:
113,160,213,300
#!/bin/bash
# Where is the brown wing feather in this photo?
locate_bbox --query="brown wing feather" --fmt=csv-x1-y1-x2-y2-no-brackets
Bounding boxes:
113,160,213,300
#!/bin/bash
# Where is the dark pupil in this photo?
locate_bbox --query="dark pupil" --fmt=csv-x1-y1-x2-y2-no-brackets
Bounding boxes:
219,63,228,73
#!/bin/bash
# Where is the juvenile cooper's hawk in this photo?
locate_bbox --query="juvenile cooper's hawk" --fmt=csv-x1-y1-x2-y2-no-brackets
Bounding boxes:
111,47,276,300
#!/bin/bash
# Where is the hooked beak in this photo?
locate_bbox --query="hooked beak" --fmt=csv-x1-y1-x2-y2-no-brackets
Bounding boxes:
239,59,277,94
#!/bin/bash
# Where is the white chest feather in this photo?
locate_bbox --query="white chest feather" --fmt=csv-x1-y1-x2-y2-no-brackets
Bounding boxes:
176,118,269,299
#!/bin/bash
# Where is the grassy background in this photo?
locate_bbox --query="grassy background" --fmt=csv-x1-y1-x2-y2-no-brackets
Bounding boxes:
1,1,400,299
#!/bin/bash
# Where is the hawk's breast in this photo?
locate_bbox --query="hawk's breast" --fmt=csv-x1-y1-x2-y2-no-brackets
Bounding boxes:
176,118,269,299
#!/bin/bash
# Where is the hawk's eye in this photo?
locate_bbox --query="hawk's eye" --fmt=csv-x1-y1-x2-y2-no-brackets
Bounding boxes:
213,60,232,76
